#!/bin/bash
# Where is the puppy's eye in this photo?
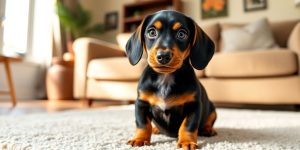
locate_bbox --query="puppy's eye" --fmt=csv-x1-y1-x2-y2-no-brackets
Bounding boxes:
176,29,188,40
147,27,158,39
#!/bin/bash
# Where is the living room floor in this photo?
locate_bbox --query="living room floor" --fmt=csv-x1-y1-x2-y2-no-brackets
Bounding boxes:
0,100,131,115
1,102,299,149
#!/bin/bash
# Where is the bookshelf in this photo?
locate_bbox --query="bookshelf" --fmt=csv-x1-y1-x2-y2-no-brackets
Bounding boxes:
122,0,182,32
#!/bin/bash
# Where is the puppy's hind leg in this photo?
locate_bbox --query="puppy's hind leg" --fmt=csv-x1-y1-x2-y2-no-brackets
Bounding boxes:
199,111,217,137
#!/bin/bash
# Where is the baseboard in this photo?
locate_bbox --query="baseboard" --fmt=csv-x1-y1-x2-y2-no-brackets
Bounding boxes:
215,103,299,111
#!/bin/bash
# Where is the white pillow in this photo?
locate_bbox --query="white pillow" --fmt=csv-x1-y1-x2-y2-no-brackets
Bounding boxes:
221,18,278,53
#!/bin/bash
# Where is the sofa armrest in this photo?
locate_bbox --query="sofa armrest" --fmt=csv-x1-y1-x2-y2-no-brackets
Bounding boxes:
288,22,300,75
73,37,125,99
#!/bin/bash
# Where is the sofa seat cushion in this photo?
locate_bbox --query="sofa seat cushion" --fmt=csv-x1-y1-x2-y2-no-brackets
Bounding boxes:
206,49,298,77
87,57,146,81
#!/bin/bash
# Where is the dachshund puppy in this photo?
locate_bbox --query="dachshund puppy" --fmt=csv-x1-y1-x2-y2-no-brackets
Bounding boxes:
126,10,217,150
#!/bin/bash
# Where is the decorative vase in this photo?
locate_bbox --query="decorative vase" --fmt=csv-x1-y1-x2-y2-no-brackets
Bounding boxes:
46,57,74,100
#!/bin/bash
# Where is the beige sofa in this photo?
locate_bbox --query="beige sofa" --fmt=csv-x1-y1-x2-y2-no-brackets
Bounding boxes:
73,20,300,105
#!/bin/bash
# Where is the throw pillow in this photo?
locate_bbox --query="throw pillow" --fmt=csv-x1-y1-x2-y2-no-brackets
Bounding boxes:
221,18,278,53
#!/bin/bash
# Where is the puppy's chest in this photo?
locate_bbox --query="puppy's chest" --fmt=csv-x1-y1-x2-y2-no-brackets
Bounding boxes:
155,75,175,98
139,75,196,110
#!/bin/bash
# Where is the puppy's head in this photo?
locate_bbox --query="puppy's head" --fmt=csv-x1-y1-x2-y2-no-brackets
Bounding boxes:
126,10,215,74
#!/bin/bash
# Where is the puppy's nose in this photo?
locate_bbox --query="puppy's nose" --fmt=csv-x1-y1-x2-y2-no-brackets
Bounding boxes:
156,51,172,65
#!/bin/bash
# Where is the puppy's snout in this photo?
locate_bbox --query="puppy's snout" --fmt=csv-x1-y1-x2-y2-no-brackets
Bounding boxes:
156,51,172,65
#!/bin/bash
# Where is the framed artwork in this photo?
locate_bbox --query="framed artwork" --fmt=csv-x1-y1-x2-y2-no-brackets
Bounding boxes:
105,11,118,30
201,0,228,19
244,0,267,12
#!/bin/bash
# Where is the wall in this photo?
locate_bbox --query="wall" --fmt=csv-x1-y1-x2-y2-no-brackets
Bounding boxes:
0,62,46,100
80,0,134,43
81,0,300,43
183,0,300,26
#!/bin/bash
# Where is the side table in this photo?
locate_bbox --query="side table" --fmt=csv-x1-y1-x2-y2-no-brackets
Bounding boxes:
0,55,21,107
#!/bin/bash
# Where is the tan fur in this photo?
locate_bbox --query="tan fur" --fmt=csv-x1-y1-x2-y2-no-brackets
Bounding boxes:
139,91,196,109
153,21,163,29
172,22,182,30
177,117,198,150
127,117,152,146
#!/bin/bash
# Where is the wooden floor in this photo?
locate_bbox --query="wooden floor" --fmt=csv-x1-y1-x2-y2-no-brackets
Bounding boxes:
0,100,131,115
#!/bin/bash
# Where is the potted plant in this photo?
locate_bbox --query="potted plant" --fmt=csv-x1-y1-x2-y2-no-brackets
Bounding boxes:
47,1,105,101
55,0,105,54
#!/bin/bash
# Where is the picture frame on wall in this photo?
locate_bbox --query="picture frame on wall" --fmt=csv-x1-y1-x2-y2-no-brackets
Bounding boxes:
201,0,228,19
244,0,267,12
105,11,118,30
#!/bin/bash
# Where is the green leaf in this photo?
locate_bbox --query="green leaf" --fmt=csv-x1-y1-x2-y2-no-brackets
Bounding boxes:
55,1,105,38
85,24,106,35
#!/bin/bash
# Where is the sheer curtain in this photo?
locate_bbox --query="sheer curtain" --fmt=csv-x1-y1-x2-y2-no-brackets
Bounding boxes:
0,0,55,65
30,0,55,65
0,0,56,100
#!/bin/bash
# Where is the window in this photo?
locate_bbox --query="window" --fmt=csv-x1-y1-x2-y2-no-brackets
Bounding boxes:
0,0,5,49
0,0,34,55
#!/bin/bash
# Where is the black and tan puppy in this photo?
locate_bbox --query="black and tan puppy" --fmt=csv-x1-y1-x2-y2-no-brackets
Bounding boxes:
126,10,217,150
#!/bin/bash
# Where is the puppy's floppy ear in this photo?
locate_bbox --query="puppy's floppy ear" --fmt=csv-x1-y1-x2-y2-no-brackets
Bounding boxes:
189,23,215,70
125,15,151,65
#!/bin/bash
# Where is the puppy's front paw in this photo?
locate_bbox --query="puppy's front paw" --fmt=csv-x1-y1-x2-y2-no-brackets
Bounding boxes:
177,141,198,150
127,138,150,147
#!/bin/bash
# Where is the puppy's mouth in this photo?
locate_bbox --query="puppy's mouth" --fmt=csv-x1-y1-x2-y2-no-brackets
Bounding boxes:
149,59,183,74
152,65,177,73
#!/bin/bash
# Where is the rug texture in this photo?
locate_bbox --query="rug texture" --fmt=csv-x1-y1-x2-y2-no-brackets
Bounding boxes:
0,105,300,150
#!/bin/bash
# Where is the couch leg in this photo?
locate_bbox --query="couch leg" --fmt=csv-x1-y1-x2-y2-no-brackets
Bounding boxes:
81,99,92,108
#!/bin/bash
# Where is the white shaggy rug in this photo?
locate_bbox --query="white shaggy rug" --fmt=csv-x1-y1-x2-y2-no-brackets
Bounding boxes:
0,105,300,150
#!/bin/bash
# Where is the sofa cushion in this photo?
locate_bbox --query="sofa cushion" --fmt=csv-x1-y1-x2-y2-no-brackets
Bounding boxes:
221,18,278,53
87,57,146,81
220,20,299,49
206,49,298,77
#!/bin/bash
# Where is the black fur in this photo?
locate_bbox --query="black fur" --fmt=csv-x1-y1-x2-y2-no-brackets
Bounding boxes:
190,26,215,70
